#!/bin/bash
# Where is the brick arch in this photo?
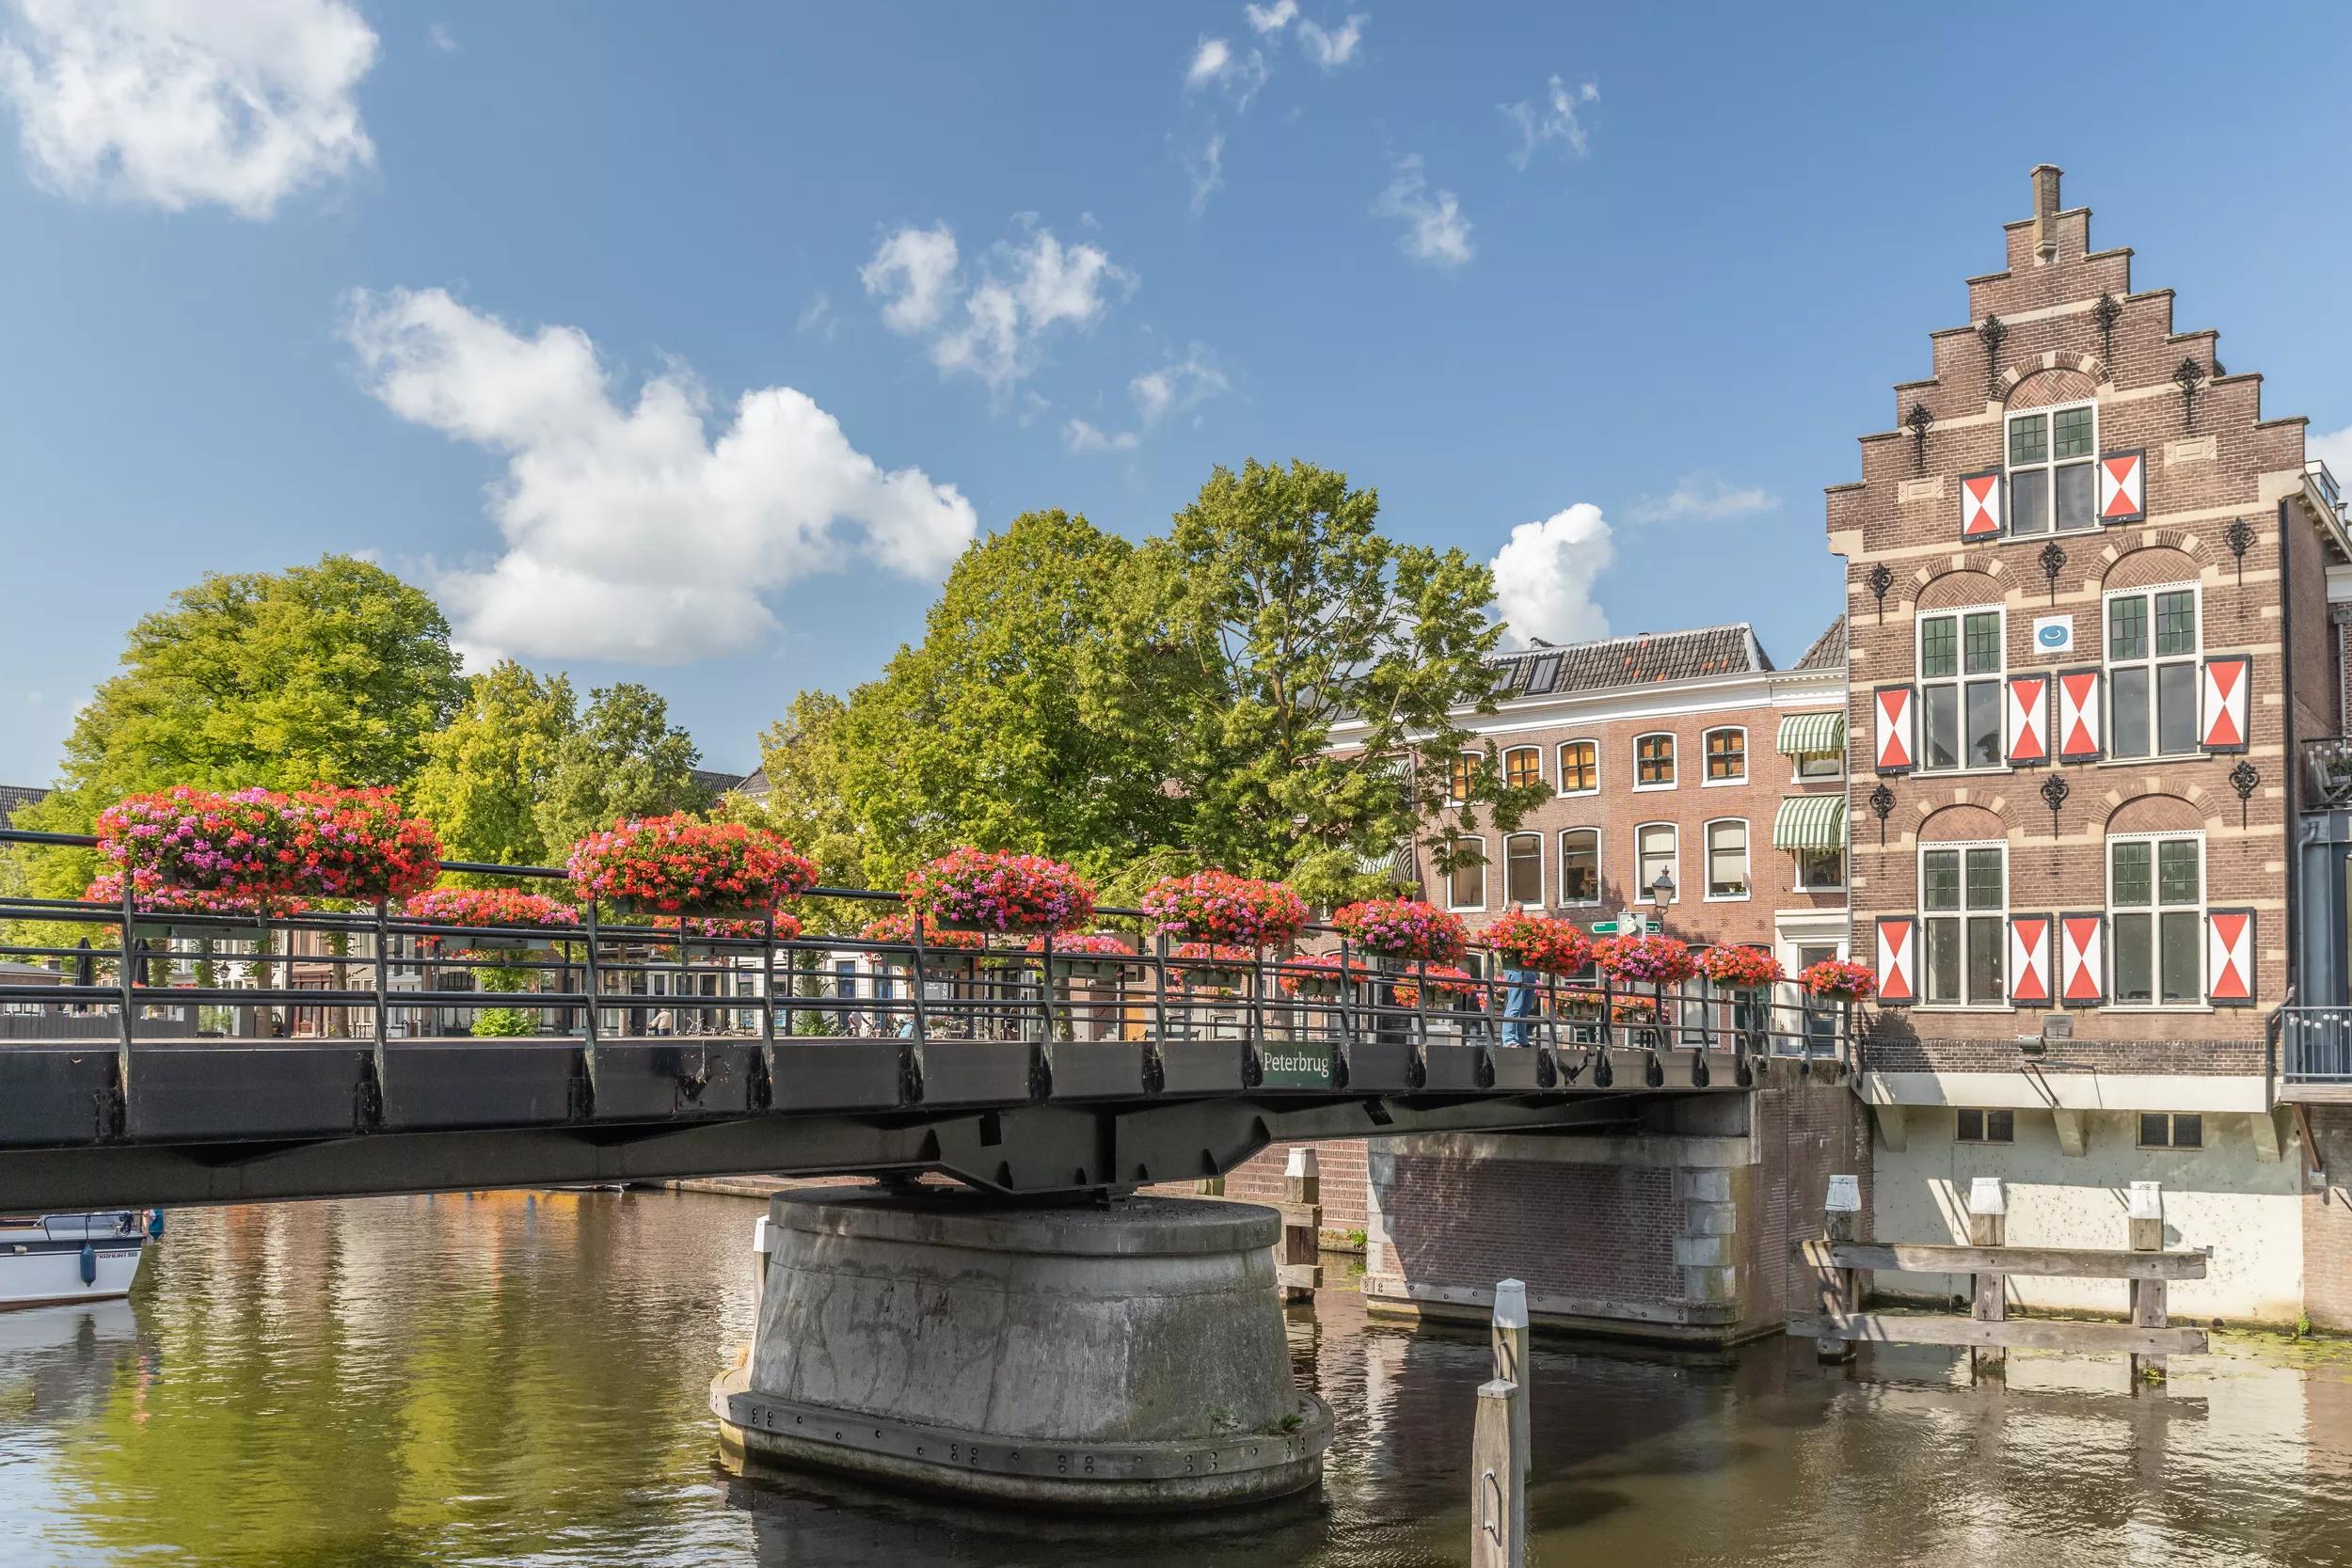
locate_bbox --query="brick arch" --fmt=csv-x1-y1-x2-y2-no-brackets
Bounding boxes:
2106,793,2210,835
2102,544,2201,592
2007,367,2099,410
1914,567,2006,611
1916,802,2008,842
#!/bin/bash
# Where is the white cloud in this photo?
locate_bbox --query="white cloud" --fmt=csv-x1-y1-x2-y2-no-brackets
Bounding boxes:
1374,154,1472,268
1063,419,1138,455
2312,424,2352,485
1502,73,1598,170
1183,131,1225,215
342,287,976,665
1491,504,1614,647
860,222,959,335
1131,343,1228,424
1185,36,1232,87
1296,13,1365,68
1184,34,1266,107
795,291,839,340
1245,0,1297,31
426,21,457,54
0,0,377,217
1626,474,1775,525
867,218,1134,394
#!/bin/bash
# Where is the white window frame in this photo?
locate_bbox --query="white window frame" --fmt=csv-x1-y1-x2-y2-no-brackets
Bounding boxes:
1557,827,1602,908
1447,751,1480,805
1556,737,1599,797
1502,831,1545,909
1702,817,1751,901
1634,821,1679,903
1916,604,2007,774
1632,732,1677,792
1793,743,1845,783
2103,580,2203,762
1701,725,1748,787
1444,834,1487,912
2004,400,2100,537
1794,842,1847,893
1501,745,1544,793
1918,838,2007,1008
2106,829,2206,1010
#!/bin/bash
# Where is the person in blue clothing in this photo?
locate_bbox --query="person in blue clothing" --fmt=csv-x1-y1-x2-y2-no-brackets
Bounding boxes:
1498,966,1537,1046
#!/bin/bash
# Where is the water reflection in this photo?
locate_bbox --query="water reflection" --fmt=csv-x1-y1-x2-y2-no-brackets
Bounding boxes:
0,1192,2346,1567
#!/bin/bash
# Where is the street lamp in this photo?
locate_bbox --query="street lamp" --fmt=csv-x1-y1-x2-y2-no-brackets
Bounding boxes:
1648,869,1674,933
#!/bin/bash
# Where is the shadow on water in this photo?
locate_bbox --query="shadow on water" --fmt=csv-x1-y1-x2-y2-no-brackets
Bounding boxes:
0,1194,2348,1567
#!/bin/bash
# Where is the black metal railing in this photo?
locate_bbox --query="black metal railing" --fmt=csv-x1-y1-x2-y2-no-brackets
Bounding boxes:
2302,736,2352,811
0,827,1851,1078
2279,1006,2352,1085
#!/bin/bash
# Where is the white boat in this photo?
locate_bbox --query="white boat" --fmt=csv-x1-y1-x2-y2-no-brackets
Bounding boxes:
0,1212,154,1309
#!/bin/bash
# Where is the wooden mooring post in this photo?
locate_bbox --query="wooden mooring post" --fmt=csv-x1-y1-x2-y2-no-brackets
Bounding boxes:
1966,1176,2007,1382
1470,1377,1524,1568
1277,1147,1322,1302
1791,1176,2208,1370
1491,1279,1530,1479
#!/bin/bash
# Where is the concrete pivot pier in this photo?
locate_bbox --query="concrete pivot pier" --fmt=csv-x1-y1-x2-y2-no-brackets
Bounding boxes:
712,1186,1333,1509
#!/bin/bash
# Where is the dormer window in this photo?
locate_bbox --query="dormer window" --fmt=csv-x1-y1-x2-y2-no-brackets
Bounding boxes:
2007,403,2097,534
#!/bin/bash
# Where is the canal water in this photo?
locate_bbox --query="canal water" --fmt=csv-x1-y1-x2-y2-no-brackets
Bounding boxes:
3,1189,2350,1566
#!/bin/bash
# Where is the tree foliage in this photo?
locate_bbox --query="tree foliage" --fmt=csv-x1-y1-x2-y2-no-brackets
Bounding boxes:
405,660,578,879
1098,459,1540,904
532,683,707,854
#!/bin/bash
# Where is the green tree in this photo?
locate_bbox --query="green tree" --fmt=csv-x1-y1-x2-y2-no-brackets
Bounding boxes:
10,555,463,901
532,683,706,854
406,661,578,877
833,510,1183,888
1100,458,1539,905
724,690,864,930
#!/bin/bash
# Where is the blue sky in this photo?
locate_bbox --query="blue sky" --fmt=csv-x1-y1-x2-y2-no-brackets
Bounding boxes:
4,2,2349,784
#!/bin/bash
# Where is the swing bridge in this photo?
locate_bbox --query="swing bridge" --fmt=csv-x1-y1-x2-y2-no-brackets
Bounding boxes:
0,828,1852,1212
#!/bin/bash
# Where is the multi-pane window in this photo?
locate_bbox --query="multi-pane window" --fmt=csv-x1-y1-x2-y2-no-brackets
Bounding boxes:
2007,403,2097,535
1445,837,1486,911
2138,1112,2204,1150
1705,819,1749,898
1503,832,1543,907
1558,740,1597,794
1798,748,1843,781
2111,834,2201,1006
1796,847,1845,891
1636,824,1677,901
1919,607,2003,770
1922,844,2005,1005
2107,586,2199,759
1448,753,1478,803
1956,1108,2015,1144
1503,747,1542,790
1558,830,1600,904
1635,734,1676,787
1704,727,1745,783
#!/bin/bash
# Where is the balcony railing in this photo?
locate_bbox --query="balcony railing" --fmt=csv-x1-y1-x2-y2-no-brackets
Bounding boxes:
2302,736,2352,811
2280,1006,2352,1085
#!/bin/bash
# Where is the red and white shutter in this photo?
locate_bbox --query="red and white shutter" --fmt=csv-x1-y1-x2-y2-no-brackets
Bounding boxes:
1960,469,2004,541
2008,914,2053,1006
2200,655,2251,752
2004,673,2050,766
2055,668,2104,762
2206,909,2254,1006
2058,913,2106,1006
2098,450,2146,524
1874,916,1916,1006
1873,685,1915,774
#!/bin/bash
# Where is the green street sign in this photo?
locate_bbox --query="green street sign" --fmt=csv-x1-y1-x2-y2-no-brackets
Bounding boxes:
1590,919,1661,935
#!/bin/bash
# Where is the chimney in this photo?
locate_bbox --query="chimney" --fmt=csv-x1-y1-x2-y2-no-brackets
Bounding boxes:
2031,164,2062,261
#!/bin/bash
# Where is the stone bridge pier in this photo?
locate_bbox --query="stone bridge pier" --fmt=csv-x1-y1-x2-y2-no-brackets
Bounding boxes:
711,1186,1332,1509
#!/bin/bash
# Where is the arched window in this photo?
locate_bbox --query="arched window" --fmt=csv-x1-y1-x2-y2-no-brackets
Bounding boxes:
1557,739,1598,795
1558,829,1600,905
1634,733,1676,789
1635,823,1677,902
1502,746,1543,791
1703,818,1750,899
1703,726,1746,784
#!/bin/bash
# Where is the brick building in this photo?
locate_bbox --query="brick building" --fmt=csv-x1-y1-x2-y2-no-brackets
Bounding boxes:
1394,620,1849,974
1836,165,2348,1323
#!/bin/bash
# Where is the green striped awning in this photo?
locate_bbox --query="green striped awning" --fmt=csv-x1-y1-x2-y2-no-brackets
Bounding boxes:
1775,710,1846,760
1772,794,1847,852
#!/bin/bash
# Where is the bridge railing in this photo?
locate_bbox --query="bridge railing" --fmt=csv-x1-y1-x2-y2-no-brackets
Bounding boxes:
0,827,1851,1074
